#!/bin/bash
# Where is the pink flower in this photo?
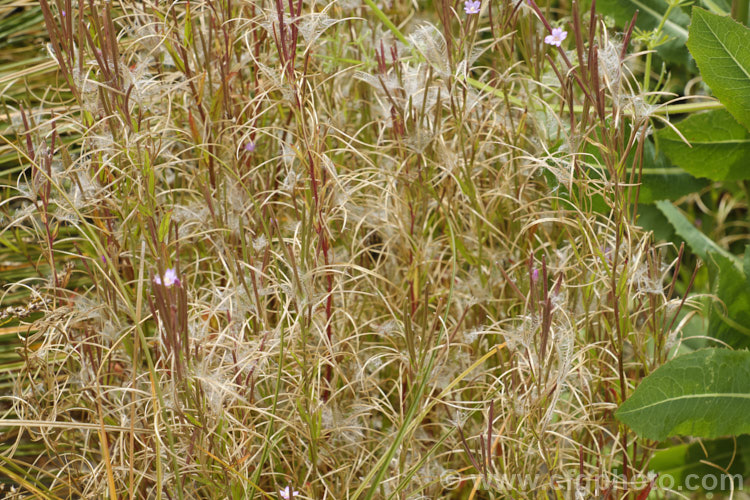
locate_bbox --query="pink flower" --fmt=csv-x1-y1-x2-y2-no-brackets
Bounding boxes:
154,268,180,287
244,141,256,153
464,0,481,14
279,486,300,499
544,27,567,47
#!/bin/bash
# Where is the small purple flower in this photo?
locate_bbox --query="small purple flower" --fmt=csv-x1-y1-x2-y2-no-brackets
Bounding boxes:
154,267,181,287
531,267,539,283
544,27,568,47
279,486,300,499
244,141,256,153
464,0,481,14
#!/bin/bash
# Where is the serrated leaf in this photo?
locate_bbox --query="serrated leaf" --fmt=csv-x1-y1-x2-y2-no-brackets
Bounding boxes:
616,348,750,440
598,0,691,64
687,8,750,131
657,109,750,180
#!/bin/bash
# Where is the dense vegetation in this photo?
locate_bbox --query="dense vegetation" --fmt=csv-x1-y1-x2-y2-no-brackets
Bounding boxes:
2,0,750,498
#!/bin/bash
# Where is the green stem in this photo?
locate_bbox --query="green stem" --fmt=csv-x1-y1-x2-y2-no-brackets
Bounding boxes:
651,100,724,115
362,0,409,46
643,50,653,94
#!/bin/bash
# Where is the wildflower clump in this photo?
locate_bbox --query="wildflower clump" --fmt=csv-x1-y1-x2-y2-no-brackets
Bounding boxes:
0,0,688,498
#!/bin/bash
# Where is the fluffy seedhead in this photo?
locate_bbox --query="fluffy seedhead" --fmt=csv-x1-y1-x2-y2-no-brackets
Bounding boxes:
0,0,688,498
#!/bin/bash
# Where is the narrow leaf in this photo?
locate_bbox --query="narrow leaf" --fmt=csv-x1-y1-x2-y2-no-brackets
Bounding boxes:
158,211,172,243
655,200,739,266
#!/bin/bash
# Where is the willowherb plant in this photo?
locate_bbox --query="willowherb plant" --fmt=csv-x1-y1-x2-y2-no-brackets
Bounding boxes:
0,0,694,498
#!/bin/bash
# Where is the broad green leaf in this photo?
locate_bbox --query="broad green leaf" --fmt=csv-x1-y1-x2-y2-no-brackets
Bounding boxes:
616,348,750,440
687,8,750,131
657,109,750,180
655,200,739,266
706,252,750,348
638,169,707,204
598,0,691,65
650,435,750,491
